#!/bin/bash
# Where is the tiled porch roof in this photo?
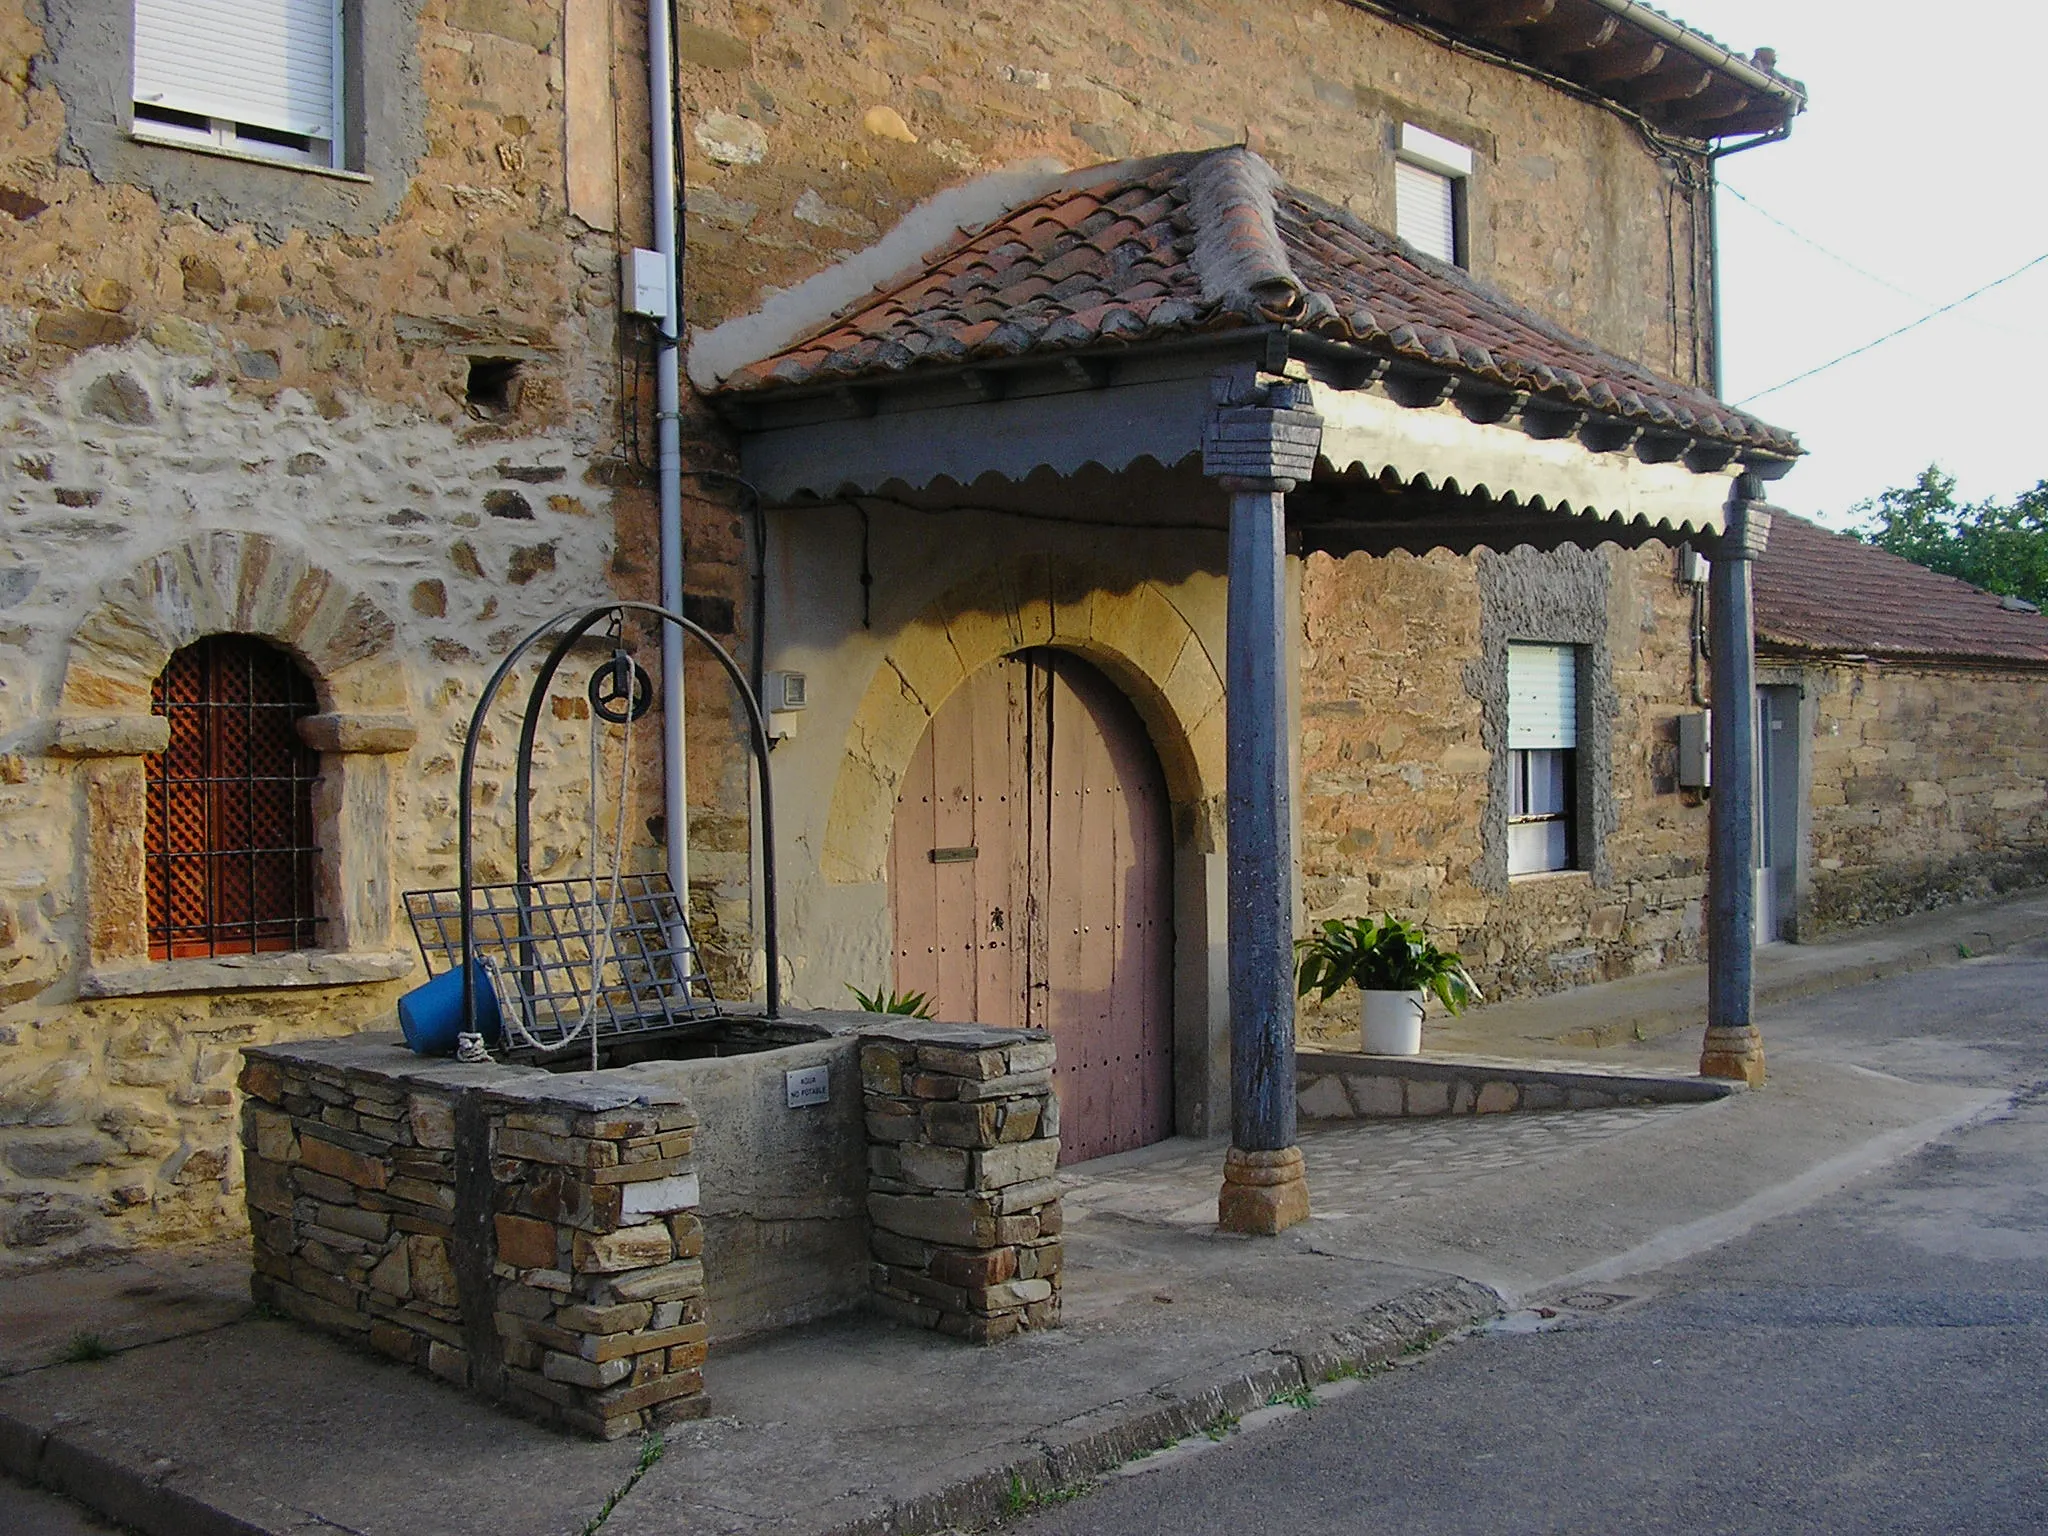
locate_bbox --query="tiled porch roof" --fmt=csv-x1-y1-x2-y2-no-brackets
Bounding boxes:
705,147,1799,459
1755,512,2048,667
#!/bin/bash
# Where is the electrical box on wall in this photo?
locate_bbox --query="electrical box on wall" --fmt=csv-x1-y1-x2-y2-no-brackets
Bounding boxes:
767,671,807,711
1678,711,1711,789
622,249,671,321
1678,546,1710,585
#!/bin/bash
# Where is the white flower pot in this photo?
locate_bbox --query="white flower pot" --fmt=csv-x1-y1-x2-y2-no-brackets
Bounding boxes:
1360,989,1426,1056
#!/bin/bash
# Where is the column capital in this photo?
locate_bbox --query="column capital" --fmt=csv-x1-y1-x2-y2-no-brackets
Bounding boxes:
1717,496,1775,562
1203,378,1322,491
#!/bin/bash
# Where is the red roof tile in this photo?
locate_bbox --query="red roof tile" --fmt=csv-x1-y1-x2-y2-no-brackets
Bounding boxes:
1755,512,2048,666
707,147,1798,457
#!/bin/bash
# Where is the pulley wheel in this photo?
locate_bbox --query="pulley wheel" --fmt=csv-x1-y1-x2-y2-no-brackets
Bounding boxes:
589,654,654,724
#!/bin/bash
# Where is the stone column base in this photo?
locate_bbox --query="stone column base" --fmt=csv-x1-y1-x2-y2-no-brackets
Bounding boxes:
1700,1024,1766,1086
1217,1145,1311,1235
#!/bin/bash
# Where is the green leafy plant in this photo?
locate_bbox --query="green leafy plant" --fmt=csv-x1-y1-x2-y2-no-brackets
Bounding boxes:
846,983,936,1019
1293,915,1480,1015
60,1330,113,1364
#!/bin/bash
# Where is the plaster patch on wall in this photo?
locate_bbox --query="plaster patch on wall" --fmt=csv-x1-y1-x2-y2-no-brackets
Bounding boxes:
39,0,428,239
1469,544,1619,889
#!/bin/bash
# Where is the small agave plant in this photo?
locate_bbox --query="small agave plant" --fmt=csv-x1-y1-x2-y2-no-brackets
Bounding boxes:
846,983,937,1020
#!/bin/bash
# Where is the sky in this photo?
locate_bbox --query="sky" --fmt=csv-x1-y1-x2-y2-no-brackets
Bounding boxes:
1673,1,2048,527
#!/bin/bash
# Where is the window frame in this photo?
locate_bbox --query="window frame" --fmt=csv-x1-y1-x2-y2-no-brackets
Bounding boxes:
51,534,418,1000
1505,641,1582,878
145,634,325,962
1395,122,1473,268
127,0,360,175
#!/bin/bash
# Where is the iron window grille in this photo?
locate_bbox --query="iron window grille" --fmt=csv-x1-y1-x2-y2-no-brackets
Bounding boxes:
146,635,322,960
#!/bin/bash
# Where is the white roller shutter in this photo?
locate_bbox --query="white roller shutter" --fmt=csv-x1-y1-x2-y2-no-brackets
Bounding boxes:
1507,643,1577,750
134,0,339,139
1395,159,1456,264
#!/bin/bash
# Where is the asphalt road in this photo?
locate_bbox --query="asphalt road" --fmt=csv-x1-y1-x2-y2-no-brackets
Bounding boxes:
1019,949,2048,1536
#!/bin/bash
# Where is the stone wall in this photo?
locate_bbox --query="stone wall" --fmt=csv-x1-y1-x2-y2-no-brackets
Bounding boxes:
861,1021,1063,1342
1297,540,1710,1036
240,1037,709,1440
668,0,1713,384
1,0,1727,1263
1799,660,2048,932
0,0,759,1266
1297,1049,1730,1121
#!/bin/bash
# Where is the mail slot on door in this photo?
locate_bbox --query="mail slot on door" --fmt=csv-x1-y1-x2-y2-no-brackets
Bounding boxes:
929,846,978,863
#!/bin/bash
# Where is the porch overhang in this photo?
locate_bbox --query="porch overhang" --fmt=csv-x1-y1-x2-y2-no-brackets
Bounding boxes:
728,345,1765,551
699,146,1796,555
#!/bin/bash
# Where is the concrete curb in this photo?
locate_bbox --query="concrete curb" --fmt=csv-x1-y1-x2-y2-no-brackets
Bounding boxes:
821,1277,1502,1536
0,1279,1502,1536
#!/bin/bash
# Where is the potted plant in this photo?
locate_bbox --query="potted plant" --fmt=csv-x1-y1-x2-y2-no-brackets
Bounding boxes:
1293,915,1480,1056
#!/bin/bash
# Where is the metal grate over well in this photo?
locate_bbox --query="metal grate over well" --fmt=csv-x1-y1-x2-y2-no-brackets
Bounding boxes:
404,874,720,1054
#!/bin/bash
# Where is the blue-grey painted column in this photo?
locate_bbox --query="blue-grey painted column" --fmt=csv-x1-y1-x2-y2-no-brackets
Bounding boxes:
1204,371,1321,1235
1225,481,1294,1152
1702,478,1772,1085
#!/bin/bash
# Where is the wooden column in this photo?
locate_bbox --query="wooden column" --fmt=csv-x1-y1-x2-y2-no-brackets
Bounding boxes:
1702,481,1772,1086
1205,372,1321,1235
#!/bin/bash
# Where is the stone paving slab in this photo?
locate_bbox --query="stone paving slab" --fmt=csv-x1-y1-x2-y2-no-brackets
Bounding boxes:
0,1241,250,1378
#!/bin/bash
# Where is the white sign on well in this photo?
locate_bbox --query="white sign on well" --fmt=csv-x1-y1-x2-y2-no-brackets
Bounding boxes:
785,1064,830,1108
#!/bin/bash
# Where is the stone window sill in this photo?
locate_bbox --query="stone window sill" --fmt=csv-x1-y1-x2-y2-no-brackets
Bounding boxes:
81,949,415,1000
127,129,375,184
1508,868,1592,886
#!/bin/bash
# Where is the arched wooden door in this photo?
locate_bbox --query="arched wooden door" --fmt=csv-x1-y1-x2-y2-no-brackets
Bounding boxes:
889,649,1173,1163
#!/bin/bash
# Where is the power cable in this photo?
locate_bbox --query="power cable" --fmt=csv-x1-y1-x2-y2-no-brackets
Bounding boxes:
1719,184,1930,305
1735,248,2048,406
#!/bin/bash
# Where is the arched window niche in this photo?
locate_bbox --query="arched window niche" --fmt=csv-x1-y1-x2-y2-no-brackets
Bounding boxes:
49,532,418,998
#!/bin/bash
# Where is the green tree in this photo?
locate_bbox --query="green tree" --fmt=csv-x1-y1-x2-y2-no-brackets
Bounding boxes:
1853,465,2048,609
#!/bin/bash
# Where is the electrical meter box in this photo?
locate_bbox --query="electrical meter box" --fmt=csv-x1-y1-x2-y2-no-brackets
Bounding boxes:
1678,711,1711,789
622,249,670,320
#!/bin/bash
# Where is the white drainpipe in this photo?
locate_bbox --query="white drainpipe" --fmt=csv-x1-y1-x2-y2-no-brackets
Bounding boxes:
647,0,687,899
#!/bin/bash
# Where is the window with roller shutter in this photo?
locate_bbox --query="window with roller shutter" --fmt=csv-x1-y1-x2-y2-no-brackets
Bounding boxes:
145,636,322,961
1506,641,1578,876
1394,122,1472,268
131,0,345,169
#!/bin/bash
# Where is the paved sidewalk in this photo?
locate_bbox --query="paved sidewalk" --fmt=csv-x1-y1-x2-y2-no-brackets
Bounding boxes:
3,892,2042,1536
1427,887,2048,1056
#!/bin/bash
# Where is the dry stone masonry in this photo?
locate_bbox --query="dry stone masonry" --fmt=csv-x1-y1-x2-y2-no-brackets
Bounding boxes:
240,1014,1065,1437
240,1038,708,1440
861,1022,1063,1343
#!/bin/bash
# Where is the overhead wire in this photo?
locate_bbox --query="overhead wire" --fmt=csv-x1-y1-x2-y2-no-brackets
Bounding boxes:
1735,249,2048,406
1718,183,1932,305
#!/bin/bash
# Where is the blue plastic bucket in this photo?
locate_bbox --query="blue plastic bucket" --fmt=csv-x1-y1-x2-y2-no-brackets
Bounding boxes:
398,961,504,1056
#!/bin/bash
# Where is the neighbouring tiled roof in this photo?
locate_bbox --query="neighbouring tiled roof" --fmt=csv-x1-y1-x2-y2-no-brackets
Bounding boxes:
708,148,1798,458
1755,512,2048,666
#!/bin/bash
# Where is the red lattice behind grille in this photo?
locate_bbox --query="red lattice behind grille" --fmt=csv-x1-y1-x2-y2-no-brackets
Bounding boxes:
146,636,321,960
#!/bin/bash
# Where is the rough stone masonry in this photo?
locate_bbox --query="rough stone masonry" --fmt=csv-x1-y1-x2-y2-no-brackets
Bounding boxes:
241,1037,710,1440
860,1021,1063,1343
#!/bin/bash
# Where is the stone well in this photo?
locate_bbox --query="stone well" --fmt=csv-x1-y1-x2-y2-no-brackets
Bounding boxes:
240,1012,1062,1439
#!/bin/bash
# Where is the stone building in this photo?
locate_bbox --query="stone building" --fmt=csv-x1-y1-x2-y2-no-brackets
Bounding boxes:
0,0,708,1263
1,0,1820,1264
1751,512,2048,940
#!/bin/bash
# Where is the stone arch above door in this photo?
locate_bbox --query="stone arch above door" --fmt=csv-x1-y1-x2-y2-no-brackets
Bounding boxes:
822,555,1225,885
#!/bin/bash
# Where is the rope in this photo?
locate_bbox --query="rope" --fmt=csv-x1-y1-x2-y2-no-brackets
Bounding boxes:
496,655,637,1063
573,658,637,1068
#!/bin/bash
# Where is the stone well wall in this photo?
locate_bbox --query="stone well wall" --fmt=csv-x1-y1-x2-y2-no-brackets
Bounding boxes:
242,1013,1063,1436
861,1021,1063,1342
241,1038,710,1440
